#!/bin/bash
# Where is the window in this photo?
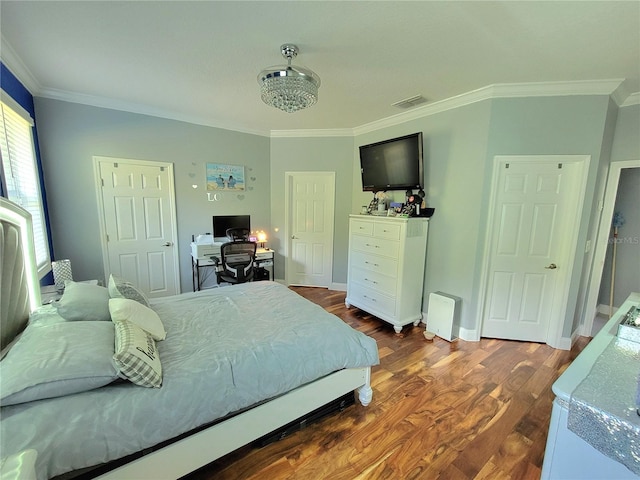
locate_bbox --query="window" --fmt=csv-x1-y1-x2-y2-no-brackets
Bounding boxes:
0,93,51,277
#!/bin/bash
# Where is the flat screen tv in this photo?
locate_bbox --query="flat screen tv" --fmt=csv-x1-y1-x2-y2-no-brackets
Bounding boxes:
359,132,423,192
212,215,251,240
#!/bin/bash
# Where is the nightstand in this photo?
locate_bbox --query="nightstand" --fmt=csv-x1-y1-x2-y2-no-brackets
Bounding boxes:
40,284,62,304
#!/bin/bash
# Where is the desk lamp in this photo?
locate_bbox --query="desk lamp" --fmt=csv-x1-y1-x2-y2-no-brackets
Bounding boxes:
257,231,267,249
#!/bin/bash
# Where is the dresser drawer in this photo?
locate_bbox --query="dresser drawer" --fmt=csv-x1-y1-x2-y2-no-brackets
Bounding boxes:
349,250,398,277
348,284,396,318
350,219,374,236
350,266,397,294
373,222,401,241
351,234,399,259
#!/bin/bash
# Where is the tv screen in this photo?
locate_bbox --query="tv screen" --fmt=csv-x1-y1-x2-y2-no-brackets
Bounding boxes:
212,215,251,239
359,132,423,192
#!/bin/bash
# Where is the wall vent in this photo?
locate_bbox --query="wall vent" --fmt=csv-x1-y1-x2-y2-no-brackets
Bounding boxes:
392,95,428,109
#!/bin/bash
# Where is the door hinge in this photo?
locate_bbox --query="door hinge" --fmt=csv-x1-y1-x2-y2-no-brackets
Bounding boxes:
113,163,118,168
160,167,165,172
101,179,104,187
558,163,563,169
505,163,510,169
106,234,109,242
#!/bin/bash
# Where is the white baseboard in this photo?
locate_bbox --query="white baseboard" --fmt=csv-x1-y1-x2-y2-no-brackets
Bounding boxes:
421,310,479,342
421,310,574,348
331,283,347,292
458,326,479,342
280,280,347,291
556,335,573,351
597,303,619,316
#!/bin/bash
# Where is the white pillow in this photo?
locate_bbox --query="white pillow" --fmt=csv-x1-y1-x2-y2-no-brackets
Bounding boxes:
0,322,119,406
112,320,162,388
109,298,166,341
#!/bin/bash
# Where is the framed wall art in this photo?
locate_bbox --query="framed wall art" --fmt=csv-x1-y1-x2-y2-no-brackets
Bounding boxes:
206,163,245,191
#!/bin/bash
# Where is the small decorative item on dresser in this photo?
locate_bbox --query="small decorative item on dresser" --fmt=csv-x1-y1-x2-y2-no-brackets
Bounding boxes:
375,191,388,210
617,306,640,343
366,197,378,214
52,259,73,293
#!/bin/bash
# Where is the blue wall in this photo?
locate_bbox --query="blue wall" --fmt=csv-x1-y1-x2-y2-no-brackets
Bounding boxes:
1,63,35,114
1,62,54,282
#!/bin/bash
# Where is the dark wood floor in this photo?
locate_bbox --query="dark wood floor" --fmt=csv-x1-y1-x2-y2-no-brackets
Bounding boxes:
184,286,590,480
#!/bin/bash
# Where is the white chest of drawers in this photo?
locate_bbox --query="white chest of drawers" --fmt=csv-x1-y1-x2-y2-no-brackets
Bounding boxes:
345,214,429,333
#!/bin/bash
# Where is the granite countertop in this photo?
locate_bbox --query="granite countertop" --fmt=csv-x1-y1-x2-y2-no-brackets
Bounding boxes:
553,292,640,475
553,293,640,402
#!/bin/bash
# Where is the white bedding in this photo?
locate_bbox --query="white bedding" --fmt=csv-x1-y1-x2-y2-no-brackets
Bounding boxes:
0,282,379,480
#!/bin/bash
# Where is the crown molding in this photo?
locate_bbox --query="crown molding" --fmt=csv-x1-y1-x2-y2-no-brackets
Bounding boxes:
350,79,626,137
352,85,495,136
42,78,632,138
39,87,271,137
1,38,633,137
621,92,640,107
0,37,271,137
489,79,624,99
0,35,41,94
270,128,354,138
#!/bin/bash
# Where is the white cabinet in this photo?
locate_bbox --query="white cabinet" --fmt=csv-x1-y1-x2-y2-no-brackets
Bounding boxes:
541,292,640,479
345,215,429,333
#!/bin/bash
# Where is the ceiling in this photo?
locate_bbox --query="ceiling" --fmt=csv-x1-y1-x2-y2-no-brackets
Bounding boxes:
1,1,639,136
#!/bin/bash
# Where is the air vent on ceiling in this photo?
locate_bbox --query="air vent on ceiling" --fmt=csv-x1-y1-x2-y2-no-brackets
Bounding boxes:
392,95,428,109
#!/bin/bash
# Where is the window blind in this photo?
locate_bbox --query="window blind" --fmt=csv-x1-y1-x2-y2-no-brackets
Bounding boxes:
0,100,51,276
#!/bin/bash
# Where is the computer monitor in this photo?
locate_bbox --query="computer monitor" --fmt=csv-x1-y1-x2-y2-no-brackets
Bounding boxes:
212,215,251,242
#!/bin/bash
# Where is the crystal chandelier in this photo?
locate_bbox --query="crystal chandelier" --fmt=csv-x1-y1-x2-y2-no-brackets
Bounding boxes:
258,44,320,113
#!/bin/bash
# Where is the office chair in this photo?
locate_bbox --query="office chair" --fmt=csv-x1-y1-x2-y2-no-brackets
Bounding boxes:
226,228,250,241
212,240,257,284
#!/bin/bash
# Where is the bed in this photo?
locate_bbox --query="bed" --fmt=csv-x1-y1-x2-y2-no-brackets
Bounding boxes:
0,197,379,480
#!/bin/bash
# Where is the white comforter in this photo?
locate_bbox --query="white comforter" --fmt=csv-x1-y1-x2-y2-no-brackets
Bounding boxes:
1,282,379,479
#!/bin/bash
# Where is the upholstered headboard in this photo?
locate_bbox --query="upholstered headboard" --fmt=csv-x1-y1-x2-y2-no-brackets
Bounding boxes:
0,197,41,350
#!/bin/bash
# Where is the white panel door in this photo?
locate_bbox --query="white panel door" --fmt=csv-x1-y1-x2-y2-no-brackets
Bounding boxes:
481,159,583,342
285,172,335,287
96,158,179,297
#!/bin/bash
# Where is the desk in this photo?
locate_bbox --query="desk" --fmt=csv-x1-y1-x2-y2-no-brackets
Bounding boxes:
191,245,274,291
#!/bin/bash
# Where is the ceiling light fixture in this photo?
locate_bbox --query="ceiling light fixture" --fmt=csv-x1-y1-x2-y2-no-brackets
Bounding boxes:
258,44,320,113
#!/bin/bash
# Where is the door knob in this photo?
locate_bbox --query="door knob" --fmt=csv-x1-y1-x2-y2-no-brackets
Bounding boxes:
545,263,557,269
291,235,298,240
163,242,173,247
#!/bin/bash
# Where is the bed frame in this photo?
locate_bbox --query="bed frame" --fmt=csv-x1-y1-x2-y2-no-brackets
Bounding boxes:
96,368,371,479
0,197,373,480
0,197,41,351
